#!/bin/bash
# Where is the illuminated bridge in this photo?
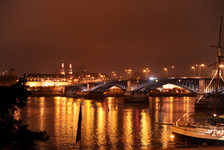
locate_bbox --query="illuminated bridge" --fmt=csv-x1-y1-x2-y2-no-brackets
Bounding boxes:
65,78,224,96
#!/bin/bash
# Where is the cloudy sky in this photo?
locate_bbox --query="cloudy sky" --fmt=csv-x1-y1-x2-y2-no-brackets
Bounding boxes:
0,0,224,77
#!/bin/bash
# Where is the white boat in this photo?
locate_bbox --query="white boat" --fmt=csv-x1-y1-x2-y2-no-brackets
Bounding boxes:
170,123,224,141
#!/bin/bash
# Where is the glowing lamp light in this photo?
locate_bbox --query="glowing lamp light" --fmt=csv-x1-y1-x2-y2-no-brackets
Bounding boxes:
170,134,175,142
201,64,205,67
170,134,175,139
219,64,224,68
149,77,155,80
149,76,157,81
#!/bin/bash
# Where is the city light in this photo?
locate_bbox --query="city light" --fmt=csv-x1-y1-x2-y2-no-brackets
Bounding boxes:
170,66,175,77
191,66,195,77
142,68,150,79
149,77,156,81
163,68,168,77
112,71,117,79
219,64,224,68
199,64,205,77
125,69,132,79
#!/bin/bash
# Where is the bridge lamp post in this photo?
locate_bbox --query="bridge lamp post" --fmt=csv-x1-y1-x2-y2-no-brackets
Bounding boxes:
142,68,150,79
125,69,132,80
191,66,195,78
195,64,198,77
163,68,168,78
171,66,175,77
112,71,117,80
199,64,205,78
219,64,224,77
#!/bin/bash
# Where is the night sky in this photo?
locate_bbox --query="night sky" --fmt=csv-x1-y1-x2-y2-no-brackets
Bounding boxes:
1,0,224,77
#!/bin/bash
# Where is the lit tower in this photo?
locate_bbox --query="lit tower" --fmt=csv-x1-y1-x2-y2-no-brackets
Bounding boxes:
68,64,73,75
60,61,66,75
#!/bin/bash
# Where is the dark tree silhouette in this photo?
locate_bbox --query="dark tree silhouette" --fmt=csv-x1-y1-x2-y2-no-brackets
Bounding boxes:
0,75,49,150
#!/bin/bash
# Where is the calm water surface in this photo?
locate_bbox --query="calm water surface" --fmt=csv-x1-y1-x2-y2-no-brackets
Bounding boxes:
16,96,224,149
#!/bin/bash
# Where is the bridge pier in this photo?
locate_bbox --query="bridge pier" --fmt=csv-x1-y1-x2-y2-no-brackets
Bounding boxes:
124,80,132,96
86,83,90,92
124,80,140,96
198,78,218,94
198,79,206,95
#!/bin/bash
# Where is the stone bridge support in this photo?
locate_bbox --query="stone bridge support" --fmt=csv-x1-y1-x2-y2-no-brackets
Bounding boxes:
198,79,206,95
125,80,140,96
198,78,217,94
86,83,90,92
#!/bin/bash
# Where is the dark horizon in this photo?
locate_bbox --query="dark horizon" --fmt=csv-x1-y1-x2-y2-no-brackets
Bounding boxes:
1,0,224,77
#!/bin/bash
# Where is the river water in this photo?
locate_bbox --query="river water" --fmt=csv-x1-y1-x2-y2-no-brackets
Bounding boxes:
16,96,224,149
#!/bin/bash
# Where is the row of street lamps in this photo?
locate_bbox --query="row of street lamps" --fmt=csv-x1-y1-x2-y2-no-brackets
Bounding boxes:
125,68,150,79
112,68,151,80
191,64,205,77
111,64,209,80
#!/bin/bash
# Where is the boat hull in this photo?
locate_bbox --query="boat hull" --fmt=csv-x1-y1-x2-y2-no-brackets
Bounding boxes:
170,125,224,141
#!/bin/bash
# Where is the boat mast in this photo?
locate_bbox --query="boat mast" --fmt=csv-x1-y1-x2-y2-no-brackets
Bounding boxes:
213,16,223,116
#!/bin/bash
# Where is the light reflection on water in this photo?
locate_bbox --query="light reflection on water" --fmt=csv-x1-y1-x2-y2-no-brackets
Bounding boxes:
19,96,197,149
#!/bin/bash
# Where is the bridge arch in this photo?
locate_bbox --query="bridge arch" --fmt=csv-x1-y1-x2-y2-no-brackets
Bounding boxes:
133,80,197,94
90,82,126,93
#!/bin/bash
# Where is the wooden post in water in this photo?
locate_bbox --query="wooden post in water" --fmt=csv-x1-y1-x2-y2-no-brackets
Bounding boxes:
76,103,82,147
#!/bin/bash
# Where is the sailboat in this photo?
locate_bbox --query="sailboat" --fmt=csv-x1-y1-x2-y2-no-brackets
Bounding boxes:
195,16,224,110
170,16,224,142
169,114,224,142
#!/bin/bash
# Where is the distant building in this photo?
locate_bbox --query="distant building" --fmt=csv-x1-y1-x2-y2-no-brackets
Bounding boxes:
60,61,66,75
26,73,72,87
26,62,110,87
26,61,74,87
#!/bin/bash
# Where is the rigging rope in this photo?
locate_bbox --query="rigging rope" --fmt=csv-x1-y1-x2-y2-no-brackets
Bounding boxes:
220,72,224,82
196,70,218,103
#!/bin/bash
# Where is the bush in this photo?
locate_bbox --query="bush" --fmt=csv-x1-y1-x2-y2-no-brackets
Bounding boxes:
0,76,49,150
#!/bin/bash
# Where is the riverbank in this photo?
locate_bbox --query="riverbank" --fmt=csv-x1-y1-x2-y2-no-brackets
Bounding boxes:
29,93,64,97
30,92,197,99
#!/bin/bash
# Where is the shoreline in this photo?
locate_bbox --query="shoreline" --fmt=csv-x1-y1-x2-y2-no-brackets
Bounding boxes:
29,93,197,98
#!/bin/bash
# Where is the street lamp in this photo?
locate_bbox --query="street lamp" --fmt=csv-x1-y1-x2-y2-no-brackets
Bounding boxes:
171,66,175,77
219,64,224,68
163,68,168,78
112,71,117,80
219,64,224,77
199,64,205,78
191,66,195,77
142,68,150,79
125,69,132,79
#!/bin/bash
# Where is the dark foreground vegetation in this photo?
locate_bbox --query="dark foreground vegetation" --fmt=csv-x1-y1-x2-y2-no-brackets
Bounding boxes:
0,76,48,150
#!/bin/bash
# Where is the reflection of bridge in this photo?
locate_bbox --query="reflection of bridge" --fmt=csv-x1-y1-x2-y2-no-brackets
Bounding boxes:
65,78,224,96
